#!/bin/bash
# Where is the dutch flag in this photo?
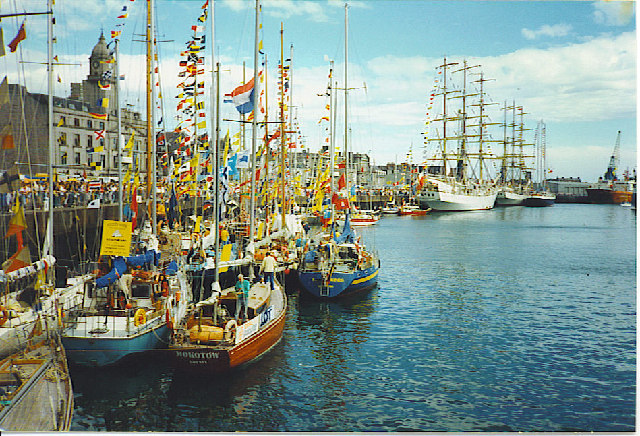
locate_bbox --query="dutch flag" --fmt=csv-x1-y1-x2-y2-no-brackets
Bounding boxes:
227,78,255,114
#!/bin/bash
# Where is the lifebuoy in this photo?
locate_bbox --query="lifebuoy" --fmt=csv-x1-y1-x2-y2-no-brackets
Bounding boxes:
133,308,146,326
0,306,9,326
224,319,237,342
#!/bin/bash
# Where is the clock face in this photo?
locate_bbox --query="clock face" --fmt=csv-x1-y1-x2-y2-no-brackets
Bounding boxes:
92,61,99,69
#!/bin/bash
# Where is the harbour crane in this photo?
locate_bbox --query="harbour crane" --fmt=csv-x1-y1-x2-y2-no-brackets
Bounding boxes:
603,131,621,181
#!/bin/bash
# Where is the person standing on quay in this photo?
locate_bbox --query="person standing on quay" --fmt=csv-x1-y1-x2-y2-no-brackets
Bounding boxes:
260,251,277,290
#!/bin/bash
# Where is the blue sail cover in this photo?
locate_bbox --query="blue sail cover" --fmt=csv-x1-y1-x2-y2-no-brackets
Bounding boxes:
95,250,160,289
335,213,355,244
166,260,178,276
95,257,128,289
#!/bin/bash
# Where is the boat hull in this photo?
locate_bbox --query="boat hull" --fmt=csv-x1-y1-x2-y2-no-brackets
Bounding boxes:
298,263,379,298
586,188,633,204
172,310,285,373
63,323,170,367
495,190,526,206
523,195,555,207
418,190,497,211
171,292,287,373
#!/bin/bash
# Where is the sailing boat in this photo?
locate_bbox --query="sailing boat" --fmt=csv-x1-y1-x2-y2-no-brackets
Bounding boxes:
170,0,287,373
61,0,191,366
0,2,74,430
298,4,380,299
495,103,528,206
417,59,497,211
523,120,555,207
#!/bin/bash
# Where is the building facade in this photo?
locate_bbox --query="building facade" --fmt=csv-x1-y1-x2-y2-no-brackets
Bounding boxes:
0,33,148,181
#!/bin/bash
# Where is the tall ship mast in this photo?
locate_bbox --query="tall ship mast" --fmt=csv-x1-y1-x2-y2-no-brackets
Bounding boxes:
417,58,497,211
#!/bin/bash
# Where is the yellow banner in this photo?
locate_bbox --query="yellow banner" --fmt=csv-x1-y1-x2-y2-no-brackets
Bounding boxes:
99,220,133,257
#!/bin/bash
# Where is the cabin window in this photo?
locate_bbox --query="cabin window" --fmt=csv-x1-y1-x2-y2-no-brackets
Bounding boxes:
131,283,151,298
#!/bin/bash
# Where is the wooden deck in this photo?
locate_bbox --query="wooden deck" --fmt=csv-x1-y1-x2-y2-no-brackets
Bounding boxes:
0,338,73,431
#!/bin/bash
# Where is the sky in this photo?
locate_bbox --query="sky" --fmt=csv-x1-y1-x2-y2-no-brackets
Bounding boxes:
0,0,635,182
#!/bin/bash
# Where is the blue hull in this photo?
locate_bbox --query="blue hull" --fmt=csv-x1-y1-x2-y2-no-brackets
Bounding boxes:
63,325,170,367
524,197,555,207
298,264,379,298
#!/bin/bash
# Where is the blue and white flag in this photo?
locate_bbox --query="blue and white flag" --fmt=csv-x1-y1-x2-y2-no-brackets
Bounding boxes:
236,149,250,169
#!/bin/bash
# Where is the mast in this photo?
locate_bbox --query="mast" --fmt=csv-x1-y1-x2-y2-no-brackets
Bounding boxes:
343,3,348,190
115,39,123,220
146,0,157,231
280,22,286,229
329,61,335,195
214,63,221,283
46,0,54,258
248,0,259,275
209,0,220,284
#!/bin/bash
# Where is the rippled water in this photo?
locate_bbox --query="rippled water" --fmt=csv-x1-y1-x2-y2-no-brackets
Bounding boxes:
71,204,636,432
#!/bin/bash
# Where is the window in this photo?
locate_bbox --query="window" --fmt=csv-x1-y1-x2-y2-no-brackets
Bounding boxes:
87,119,92,129
75,152,81,165
74,134,80,148
87,135,93,149
61,151,68,165
57,133,67,146
58,116,65,126
99,122,105,130
74,118,80,127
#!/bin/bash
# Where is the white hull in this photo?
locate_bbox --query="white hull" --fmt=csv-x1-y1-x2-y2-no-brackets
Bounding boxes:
495,190,527,206
419,190,497,211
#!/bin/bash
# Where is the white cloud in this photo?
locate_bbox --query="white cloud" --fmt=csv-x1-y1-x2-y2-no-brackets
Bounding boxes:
479,31,636,122
593,1,635,26
521,23,572,40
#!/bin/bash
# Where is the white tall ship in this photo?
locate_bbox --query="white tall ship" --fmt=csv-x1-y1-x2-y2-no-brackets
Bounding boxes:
418,59,497,211
495,103,531,206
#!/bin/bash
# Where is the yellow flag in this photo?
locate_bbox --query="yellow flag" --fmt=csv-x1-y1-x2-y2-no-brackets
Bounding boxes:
223,129,230,164
125,132,135,149
219,244,233,273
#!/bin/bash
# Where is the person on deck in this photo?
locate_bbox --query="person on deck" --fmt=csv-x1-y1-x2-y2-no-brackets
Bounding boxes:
260,251,277,291
235,273,250,322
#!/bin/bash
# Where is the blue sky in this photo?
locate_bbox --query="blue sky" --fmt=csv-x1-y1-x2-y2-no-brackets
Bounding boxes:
0,0,636,182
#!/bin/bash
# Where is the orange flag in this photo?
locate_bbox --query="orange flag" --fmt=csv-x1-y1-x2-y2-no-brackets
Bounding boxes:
337,173,346,191
5,198,26,239
8,22,26,53
3,245,30,273
0,124,14,150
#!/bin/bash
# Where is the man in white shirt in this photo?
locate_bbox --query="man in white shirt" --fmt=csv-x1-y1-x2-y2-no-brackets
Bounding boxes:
260,252,277,290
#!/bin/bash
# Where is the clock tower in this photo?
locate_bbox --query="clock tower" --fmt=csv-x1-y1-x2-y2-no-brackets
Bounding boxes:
70,32,116,111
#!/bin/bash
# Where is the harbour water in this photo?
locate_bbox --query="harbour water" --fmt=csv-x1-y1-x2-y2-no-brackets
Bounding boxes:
70,204,636,432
